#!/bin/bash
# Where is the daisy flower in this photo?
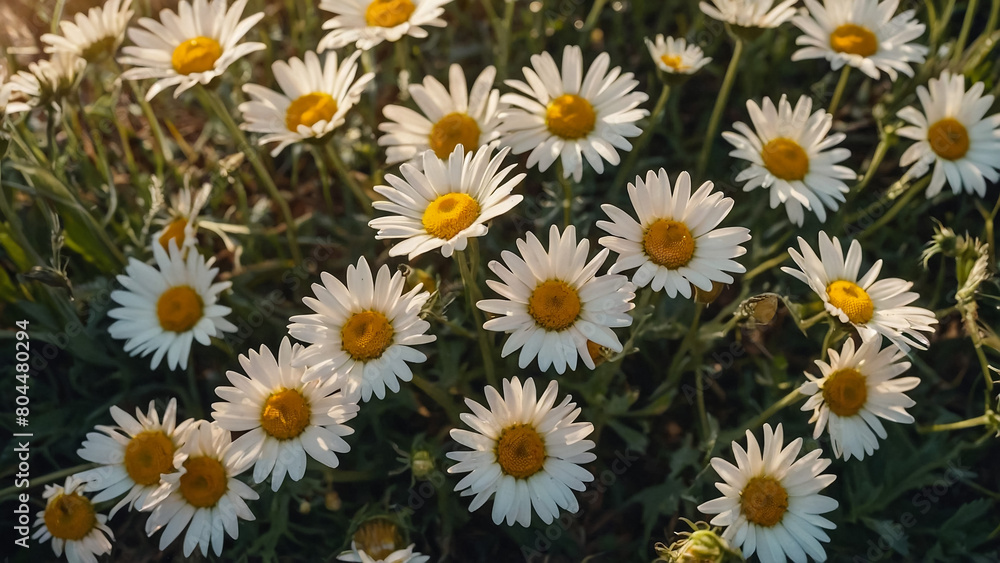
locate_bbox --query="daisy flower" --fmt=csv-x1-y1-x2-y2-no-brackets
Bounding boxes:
782,231,938,351
1,68,31,115
477,224,635,374
596,169,751,298
800,336,919,461
40,0,134,62
74,398,194,517
317,0,453,51
897,71,1000,198
337,519,430,563
288,256,436,402
644,34,712,75
447,377,597,527
379,64,502,166
239,50,375,156
698,423,838,563
791,0,928,81
108,242,237,370
153,180,212,252
6,53,87,110
723,94,856,226
498,45,649,182
212,337,360,491
699,0,798,29
143,420,259,557
118,0,265,100
32,476,114,563
369,142,525,259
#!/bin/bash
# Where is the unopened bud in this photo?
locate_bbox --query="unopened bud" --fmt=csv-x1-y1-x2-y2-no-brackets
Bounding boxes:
325,491,341,511
694,281,726,305
411,450,436,480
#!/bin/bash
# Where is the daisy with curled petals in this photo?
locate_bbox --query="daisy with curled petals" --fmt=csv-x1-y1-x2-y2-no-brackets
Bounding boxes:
800,336,919,461
791,0,928,81
153,180,212,252
499,45,649,182
699,0,798,29
288,256,436,402
108,242,237,370
212,337,360,491
782,231,938,351
369,142,525,259
698,423,838,563
317,0,453,52
644,35,712,76
379,64,502,166
723,94,856,226
75,398,194,518
143,420,259,557
897,71,1000,198
118,0,265,100
33,476,114,563
41,0,134,63
447,377,596,527
1,68,31,115
6,53,86,110
597,169,751,299
239,50,374,156
477,224,635,374
337,519,430,563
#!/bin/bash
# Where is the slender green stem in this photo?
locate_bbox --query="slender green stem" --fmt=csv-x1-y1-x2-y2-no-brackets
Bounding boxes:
555,161,573,228
310,145,335,213
121,74,169,177
819,321,840,361
495,0,515,81
828,66,851,116
858,175,930,239
394,38,409,76
743,251,789,282
0,463,97,501
664,303,705,395
455,248,497,388
735,388,803,435
46,108,58,164
196,86,302,264
696,368,709,441
411,374,461,426
918,413,993,433
954,0,980,63
582,0,609,33
853,132,890,194
186,360,203,419
987,0,1000,37
697,36,743,178
613,83,670,191
51,0,67,33
323,142,372,214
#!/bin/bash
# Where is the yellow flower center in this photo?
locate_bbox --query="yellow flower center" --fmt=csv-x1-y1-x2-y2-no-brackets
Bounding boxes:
124,430,176,486
927,118,970,161
495,424,547,479
421,192,481,240
643,219,695,269
428,112,482,159
179,456,228,508
826,280,874,324
365,0,415,27
354,519,403,561
44,493,96,541
545,94,596,140
159,218,189,251
528,280,581,331
157,286,204,333
285,92,339,133
829,24,879,57
659,54,687,71
341,310,395,361
822,367,869,417
761,138,809,181
171,36,222,75
260,388,312,440
741,476,789,527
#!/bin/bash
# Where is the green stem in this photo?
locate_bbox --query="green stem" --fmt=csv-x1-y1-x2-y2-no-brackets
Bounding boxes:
828,66,851,116
0,463,97,501
411,374,462,426
310,145,335,213
582,0,609,33
456,248,497,388
323,142,372,214
664,303,705,396
612,83,670,192
696,368,709,441
918,413,993,433
853,132,890,194
954,0,980,63
51,0,67,33
122,76,169,177
697,36,743,178
858,175,930,239
187,360,203,419
743,251,789,283
46,108,57,164
735,388,803,435
555,161,573,228
495,0,515,81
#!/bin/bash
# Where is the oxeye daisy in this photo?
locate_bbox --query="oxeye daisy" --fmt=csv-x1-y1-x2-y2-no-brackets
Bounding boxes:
699,0,798,29
288,256,436,402
75,398,194,517
143,420,259,557
118,0,265,100
723,94,856,226
447,377,596,527
1,69,31,115
800,336,919,461
32,476,114,563
239,50,374,156
498,45,649,182
379,64,502,166
897,71,1000,198
317,0,453,51
369,143,525,259
108,242,237,370
153,180,212,252
791,0,928,81
596,169,751,299
644,34,712,75
477,224,635,374
7,53,87,110
212,337,360,491
698,423,838,563
40,0,134,63
337,519,430,563
782,231,938,351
